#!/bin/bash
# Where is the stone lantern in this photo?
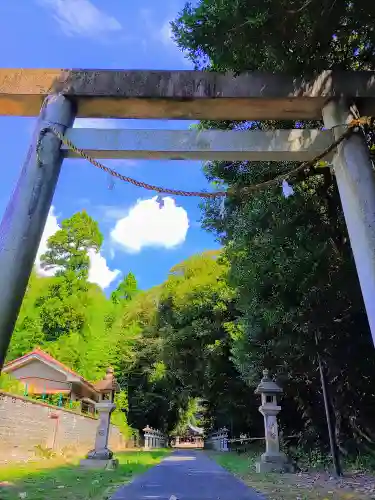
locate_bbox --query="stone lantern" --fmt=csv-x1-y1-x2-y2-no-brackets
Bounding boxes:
95,367,120,403
221,426,229,452
143,425,152,450
254,369,292,473
80,367,120,469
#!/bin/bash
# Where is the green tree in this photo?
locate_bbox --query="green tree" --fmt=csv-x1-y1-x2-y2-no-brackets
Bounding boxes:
111,272,138,304
35,212,104,345
35,273,87,341
109,285,175,432
155,252,258,434
172,0,375,74
6,271,46,361
172,398,200,437
0,372,25,395
112,389,133,439
7,211,116,385
40,211,103,278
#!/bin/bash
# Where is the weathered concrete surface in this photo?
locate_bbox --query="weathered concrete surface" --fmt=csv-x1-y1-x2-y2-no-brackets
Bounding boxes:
323,100,375,345
0,69,375,119
111,449,263,500
63,128,335,161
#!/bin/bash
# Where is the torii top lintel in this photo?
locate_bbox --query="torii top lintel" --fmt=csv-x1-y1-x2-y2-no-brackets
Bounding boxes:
0,69,375,120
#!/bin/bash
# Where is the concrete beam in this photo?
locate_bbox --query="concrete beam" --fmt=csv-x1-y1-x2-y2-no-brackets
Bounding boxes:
62,128,335,161
0,69,375,120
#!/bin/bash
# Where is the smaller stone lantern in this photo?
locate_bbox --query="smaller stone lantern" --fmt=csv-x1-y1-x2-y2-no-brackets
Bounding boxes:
143,425,152,450
80,367,120,470
221,426,229,452
254,369,292,473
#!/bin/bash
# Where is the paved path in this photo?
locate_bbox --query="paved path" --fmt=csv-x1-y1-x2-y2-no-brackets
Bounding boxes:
111,449,263,500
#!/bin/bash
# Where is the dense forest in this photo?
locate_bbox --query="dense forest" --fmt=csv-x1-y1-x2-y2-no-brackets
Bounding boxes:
169,0,375,456
3,0,375,461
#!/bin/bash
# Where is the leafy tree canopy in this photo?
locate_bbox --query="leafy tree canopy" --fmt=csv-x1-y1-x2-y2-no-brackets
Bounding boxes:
40,211,103,278
172,0,375,74
111,272,138,304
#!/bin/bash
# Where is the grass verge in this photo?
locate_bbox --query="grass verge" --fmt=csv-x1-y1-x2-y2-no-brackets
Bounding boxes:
0,449,169,500
208,451,372,500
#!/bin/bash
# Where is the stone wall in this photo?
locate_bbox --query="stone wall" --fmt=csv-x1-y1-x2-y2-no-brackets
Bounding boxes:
0,391,133,463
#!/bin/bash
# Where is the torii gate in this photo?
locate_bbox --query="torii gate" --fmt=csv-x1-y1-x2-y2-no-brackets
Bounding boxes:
0,69,375,369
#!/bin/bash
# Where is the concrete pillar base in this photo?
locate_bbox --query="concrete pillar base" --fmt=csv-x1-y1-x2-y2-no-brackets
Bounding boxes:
79,458,119,470
255,452,294,473
86,447,113,460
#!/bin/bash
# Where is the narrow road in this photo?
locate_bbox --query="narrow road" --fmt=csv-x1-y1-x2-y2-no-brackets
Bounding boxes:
111,449,264,500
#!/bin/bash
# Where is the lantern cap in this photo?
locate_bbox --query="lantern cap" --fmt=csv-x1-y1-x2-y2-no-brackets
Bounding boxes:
255,369,283,394
94,367,120,393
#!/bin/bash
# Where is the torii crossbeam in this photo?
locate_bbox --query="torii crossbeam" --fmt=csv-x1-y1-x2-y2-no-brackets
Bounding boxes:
0,69,375,369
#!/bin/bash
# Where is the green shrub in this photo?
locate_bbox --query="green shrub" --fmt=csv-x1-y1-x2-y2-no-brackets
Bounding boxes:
68,400,81,411
0,373,25,395
34,444,56,459
111,390,134,439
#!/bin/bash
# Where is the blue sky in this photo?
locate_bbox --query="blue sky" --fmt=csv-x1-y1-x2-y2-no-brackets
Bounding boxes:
0,0,220,292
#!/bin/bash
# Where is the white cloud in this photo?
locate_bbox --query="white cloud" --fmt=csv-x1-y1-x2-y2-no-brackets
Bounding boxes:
35,207,120,289
160,20,173,46
140,10,173,47
37,0,122,38
99,206,129,222
138,11,190,66
110,197,189,253
87,249,120,289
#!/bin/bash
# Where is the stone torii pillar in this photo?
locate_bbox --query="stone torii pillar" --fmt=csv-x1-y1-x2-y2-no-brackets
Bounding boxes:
0,94,76,370
322,99,375,341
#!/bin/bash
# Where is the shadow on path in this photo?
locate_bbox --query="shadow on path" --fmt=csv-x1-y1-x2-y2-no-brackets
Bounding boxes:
111,449,264,500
